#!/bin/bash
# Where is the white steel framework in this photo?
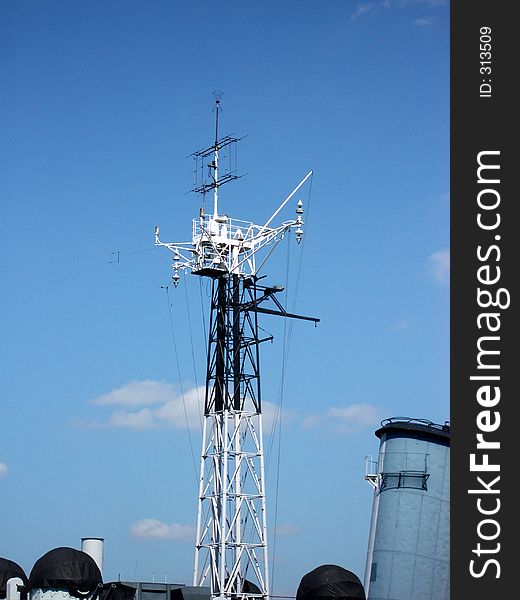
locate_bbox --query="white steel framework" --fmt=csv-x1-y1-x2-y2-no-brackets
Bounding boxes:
155,94,316,600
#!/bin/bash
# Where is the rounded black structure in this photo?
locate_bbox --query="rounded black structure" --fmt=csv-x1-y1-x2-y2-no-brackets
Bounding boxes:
240,580,261,595
0,558,29,599
296,565,366,600
29,548,102,597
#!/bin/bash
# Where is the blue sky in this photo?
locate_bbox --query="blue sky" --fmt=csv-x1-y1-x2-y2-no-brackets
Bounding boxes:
1,0,449,596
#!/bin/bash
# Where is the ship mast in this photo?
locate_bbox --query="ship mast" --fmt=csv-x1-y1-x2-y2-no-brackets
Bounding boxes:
213,91,221,219
155,93,318,600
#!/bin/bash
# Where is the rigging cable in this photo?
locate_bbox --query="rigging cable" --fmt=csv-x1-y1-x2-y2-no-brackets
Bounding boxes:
268,228,292,592
268,172,314,594
183,271,204,432
266,172,314,463
164,285,199,484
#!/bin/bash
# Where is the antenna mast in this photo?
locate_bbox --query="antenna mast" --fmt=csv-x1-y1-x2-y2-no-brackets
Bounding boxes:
213,90,221,219
155,94,318,600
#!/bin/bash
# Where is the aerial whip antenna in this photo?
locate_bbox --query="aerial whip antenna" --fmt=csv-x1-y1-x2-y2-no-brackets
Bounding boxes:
212,90,223,218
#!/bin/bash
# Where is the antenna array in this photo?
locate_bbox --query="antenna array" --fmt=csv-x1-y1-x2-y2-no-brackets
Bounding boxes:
155,94,318,600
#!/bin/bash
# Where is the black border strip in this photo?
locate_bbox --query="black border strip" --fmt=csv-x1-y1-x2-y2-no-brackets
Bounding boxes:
451,1,515,597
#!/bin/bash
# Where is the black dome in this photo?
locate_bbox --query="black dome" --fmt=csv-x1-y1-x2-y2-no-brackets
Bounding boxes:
296,565,365,600
241,580,261,595
0,558,29,599
29,548,102,596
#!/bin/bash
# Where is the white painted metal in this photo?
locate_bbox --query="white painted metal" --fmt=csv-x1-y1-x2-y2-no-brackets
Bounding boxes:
155,172,310,283
213,145,219,219
80,538,104,576
364,455,379,488
156,107,311,600
192,409,270,599
30,591,95,600
156,178,307,598
364,419,450,600
6,578,24,600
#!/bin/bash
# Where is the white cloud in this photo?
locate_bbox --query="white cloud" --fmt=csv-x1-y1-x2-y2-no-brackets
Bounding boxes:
275,523,301,536
261,400,296,436
351,0,447,20
301,414,323,430
131,518,195,541
87,382,381,437
108,409,155,430
414,17,434,26
351,2,375,20
0,462,8,477
327,404,384,431
429,249,450,284
91,380,176,407
86,381,204,431
87,380,298,434
153,386,204,430
398,0,448,6
303,403,383,433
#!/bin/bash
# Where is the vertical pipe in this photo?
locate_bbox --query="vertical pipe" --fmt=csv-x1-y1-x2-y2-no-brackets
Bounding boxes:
215,277,227,412
258,414,270,599
81,538,104,577
232,275,241,410
6,578,23,600
234,412,242,594
219,409,230,596
213,98,220,219
254,279,262,414
193,416,209,585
